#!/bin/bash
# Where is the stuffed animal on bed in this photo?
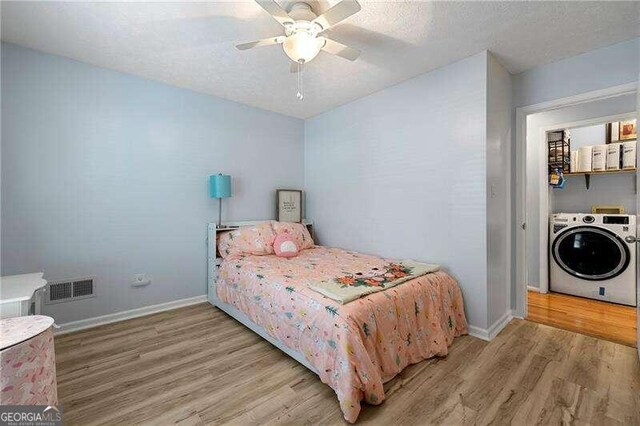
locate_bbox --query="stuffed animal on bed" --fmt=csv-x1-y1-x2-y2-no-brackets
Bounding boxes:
273,233,299,258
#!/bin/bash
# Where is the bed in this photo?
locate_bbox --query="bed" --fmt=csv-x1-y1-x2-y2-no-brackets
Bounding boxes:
207,221,467,423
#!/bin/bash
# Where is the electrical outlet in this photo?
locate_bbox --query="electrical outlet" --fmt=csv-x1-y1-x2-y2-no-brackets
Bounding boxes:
132,274,151,287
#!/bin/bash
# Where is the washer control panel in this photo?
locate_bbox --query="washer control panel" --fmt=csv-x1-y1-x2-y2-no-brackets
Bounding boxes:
553,224,568,233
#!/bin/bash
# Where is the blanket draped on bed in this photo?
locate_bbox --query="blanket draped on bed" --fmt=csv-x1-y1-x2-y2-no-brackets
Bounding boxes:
216,246,467,423
308,260,440,304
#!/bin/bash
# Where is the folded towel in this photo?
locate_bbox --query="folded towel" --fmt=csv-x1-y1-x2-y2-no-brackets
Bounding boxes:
592,145,607,171
578,146,592,172
623,141,636,170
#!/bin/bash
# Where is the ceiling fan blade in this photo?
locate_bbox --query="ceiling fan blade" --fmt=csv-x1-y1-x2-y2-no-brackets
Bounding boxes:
320,37,360,61
236,36,284,51
255,0,294,27
312,0,361,31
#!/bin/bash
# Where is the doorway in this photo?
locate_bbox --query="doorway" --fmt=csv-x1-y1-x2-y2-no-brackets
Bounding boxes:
515,83,639,348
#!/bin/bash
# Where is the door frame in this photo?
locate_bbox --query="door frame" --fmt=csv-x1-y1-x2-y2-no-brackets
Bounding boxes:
514,82,638,319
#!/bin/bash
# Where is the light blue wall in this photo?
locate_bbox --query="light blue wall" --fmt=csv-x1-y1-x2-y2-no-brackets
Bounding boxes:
1,43,305,324
4,36,637,329
513,37,639,300
514,38,640,108
553,123,637,215
305,52,492,329
486,53,512,327
553,121,637,215
568,124,606,149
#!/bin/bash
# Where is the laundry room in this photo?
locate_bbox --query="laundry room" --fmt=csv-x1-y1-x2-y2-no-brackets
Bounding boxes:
524,91,638,348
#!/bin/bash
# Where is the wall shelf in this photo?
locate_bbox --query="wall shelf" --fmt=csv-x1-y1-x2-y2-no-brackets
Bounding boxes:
564,168,636,189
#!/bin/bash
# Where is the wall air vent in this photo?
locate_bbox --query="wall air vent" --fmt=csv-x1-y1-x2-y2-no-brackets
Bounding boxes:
73,279,94,297
46,277,95,304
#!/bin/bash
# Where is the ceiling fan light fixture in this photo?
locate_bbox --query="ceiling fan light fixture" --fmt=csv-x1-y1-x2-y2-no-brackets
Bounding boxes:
282,31,323,63
236,0,362,100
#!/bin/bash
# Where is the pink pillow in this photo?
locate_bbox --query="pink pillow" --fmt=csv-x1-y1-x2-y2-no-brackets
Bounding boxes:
217,222,276,258
272,221,314,250
273,233,299,258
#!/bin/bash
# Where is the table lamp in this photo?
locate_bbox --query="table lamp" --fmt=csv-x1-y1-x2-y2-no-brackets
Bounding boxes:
210,174,231,227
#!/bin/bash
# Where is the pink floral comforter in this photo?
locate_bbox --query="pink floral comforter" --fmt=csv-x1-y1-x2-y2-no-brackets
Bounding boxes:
217,246,467,423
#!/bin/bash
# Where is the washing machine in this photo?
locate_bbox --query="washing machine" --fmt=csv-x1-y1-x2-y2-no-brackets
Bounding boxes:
549,213,637,306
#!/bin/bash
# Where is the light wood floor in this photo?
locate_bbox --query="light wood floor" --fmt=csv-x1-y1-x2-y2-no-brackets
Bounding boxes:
527,290,637,348
55,303,640,425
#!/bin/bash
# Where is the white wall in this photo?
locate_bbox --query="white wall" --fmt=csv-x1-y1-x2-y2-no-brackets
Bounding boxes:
486,53,512,326
525,94,637,288
1,43,305,324
305,52,507,331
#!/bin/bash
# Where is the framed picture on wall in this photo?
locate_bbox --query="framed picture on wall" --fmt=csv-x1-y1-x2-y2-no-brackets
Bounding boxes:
277,189,302,223
619,119,637,141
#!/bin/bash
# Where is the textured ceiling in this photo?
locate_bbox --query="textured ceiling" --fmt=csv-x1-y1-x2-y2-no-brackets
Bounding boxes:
2,1,639,119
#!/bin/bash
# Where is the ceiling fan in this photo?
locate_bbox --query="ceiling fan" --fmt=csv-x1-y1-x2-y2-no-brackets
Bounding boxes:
235,0,362,99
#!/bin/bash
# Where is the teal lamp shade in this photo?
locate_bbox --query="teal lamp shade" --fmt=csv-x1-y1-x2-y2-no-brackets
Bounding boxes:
210,174,231,198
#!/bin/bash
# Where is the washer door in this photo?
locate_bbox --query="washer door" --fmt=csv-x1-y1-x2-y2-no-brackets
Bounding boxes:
552,226,630,281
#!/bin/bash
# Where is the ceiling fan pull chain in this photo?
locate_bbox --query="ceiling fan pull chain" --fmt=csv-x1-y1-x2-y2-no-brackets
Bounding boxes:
296,60,304,100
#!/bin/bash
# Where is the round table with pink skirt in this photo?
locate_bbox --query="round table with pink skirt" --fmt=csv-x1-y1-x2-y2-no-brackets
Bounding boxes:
0,315,58,405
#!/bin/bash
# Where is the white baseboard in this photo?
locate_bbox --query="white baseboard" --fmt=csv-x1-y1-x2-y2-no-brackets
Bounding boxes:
55,295,208,335
467,310,513,341
527,285,540,292
468,325,491,341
